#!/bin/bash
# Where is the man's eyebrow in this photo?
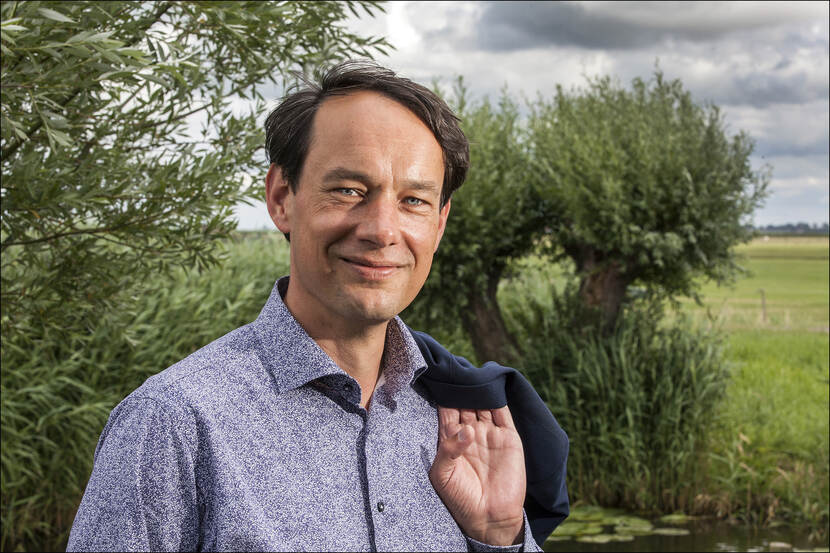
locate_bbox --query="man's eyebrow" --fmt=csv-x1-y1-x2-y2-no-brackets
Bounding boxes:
322,167,374,186
322,167,440,193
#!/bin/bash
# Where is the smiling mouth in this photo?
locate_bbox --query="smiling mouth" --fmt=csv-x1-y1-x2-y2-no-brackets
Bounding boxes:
340,257,403,280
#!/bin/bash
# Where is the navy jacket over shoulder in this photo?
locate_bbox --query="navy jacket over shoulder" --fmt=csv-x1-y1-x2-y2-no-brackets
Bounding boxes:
411,330,570,546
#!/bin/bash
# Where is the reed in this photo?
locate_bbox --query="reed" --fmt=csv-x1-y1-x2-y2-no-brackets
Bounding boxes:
501,274,729,514
1,232,289,551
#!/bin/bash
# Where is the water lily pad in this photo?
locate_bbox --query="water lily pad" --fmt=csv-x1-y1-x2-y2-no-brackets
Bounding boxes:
576,533,637,544
610,515,653,536
609,515,653,527
577,534,616,544
652,527,691,536
614,523,654,536
544,536,572,543
658,512,695,525
569,505,625,522
549,521,605,537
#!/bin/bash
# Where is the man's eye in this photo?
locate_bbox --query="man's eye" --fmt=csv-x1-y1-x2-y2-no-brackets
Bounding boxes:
336,188,361,197
403,197,425,206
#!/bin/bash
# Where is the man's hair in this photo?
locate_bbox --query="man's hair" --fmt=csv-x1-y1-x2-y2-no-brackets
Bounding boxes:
264,60,469,207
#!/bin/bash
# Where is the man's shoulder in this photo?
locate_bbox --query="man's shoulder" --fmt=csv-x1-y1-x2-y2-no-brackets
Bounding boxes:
127,322,267,411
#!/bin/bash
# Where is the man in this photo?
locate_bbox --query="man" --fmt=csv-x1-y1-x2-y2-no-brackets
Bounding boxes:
68,61,549,552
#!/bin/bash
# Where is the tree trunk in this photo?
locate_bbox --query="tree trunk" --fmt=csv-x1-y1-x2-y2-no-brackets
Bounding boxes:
572,247,632,333
461,273,520,363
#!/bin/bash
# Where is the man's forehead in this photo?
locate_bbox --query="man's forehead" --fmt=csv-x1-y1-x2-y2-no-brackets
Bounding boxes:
311,90,434,140
303,90,444,181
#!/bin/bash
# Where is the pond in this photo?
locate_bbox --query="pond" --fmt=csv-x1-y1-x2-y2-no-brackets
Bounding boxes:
543,506,829,552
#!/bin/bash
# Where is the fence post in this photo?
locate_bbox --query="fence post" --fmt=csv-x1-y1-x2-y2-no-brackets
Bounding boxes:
758,288,767,324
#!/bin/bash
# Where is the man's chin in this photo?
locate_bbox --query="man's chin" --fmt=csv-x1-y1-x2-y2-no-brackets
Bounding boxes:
337,290,408,325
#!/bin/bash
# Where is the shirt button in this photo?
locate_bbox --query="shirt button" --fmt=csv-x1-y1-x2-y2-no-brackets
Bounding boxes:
377,501,385,512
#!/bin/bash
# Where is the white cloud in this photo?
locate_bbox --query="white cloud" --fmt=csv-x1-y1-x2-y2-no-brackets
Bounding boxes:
583,1,824,32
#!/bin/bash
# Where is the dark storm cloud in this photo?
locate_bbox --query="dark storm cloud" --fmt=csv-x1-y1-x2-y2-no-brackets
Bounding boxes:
714,72,830,109
474,2,666,51
470,1,816,51
755,136,829,159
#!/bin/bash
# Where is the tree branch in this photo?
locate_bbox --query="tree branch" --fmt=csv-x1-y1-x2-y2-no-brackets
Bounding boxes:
2,209,175,249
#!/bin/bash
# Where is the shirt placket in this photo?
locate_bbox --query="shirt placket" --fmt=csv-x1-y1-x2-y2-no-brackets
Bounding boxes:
359,396,397,552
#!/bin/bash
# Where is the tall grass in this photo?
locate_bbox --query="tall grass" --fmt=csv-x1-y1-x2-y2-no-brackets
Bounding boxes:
702,331,829,537
1,232,289,552
500,270,728,513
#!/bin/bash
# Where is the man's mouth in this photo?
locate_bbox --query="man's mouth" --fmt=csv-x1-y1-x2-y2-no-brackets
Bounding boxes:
340,257,403,279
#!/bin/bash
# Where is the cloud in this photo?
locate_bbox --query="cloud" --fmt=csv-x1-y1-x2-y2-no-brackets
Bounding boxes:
722,100,829,158
470,1,826,51
753,186,830,225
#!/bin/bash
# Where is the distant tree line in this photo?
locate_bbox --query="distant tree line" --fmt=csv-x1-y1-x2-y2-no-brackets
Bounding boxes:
755,222,829,235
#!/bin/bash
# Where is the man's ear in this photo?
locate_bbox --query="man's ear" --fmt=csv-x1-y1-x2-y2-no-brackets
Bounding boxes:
433,198,452,253
265,163,293,235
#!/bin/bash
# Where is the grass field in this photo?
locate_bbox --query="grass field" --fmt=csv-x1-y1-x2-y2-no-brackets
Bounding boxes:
681,237,829,332
685,237,829,534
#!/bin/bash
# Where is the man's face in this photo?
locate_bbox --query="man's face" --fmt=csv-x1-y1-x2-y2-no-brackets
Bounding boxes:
267,90,450,328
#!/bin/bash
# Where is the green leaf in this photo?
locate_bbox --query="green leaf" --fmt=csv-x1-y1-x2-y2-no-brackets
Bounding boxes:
137,72,170,88
37,7,77,24
67,30,95,44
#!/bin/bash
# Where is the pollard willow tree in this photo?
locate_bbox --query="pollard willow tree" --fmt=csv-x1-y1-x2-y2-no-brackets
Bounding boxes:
528,72,769,331
0,2,388,549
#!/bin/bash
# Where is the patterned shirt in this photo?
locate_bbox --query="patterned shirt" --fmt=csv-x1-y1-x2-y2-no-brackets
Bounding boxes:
67,277,540,552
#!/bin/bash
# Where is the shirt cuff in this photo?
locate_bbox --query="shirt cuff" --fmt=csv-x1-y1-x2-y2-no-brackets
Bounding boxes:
464,510,541,552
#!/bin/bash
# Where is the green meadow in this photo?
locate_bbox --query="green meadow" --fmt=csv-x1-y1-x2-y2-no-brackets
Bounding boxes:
682,237,829,333
688,237,829,534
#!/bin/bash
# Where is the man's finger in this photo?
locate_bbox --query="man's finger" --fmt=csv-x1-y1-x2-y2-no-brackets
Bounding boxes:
430,424,475,487
437,407,461,438
460,409,477,426
477,409,493,423
492,406,516,429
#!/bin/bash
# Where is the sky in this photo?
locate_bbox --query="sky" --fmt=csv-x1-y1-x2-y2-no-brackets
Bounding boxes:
233,0,829,230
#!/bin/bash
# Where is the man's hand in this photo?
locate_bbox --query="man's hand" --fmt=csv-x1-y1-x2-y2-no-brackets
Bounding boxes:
429,406,526,546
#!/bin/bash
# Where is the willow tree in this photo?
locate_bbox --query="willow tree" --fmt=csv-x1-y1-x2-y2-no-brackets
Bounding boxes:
0,2,388,550
528,72,769,331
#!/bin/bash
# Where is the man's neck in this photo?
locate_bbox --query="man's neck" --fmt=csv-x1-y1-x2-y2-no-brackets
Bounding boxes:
282,282,388,409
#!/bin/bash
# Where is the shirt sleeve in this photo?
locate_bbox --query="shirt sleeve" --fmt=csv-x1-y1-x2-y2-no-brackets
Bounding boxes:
66,396,200,552
464,511,543,553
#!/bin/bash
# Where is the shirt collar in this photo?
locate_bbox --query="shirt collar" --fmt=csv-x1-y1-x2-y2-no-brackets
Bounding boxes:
252,277,427,398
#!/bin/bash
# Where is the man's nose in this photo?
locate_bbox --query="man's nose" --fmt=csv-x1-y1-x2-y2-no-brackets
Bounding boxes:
355,194,400,247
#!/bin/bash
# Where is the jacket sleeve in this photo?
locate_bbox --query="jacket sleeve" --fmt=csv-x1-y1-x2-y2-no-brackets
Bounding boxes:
67,396,200,552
